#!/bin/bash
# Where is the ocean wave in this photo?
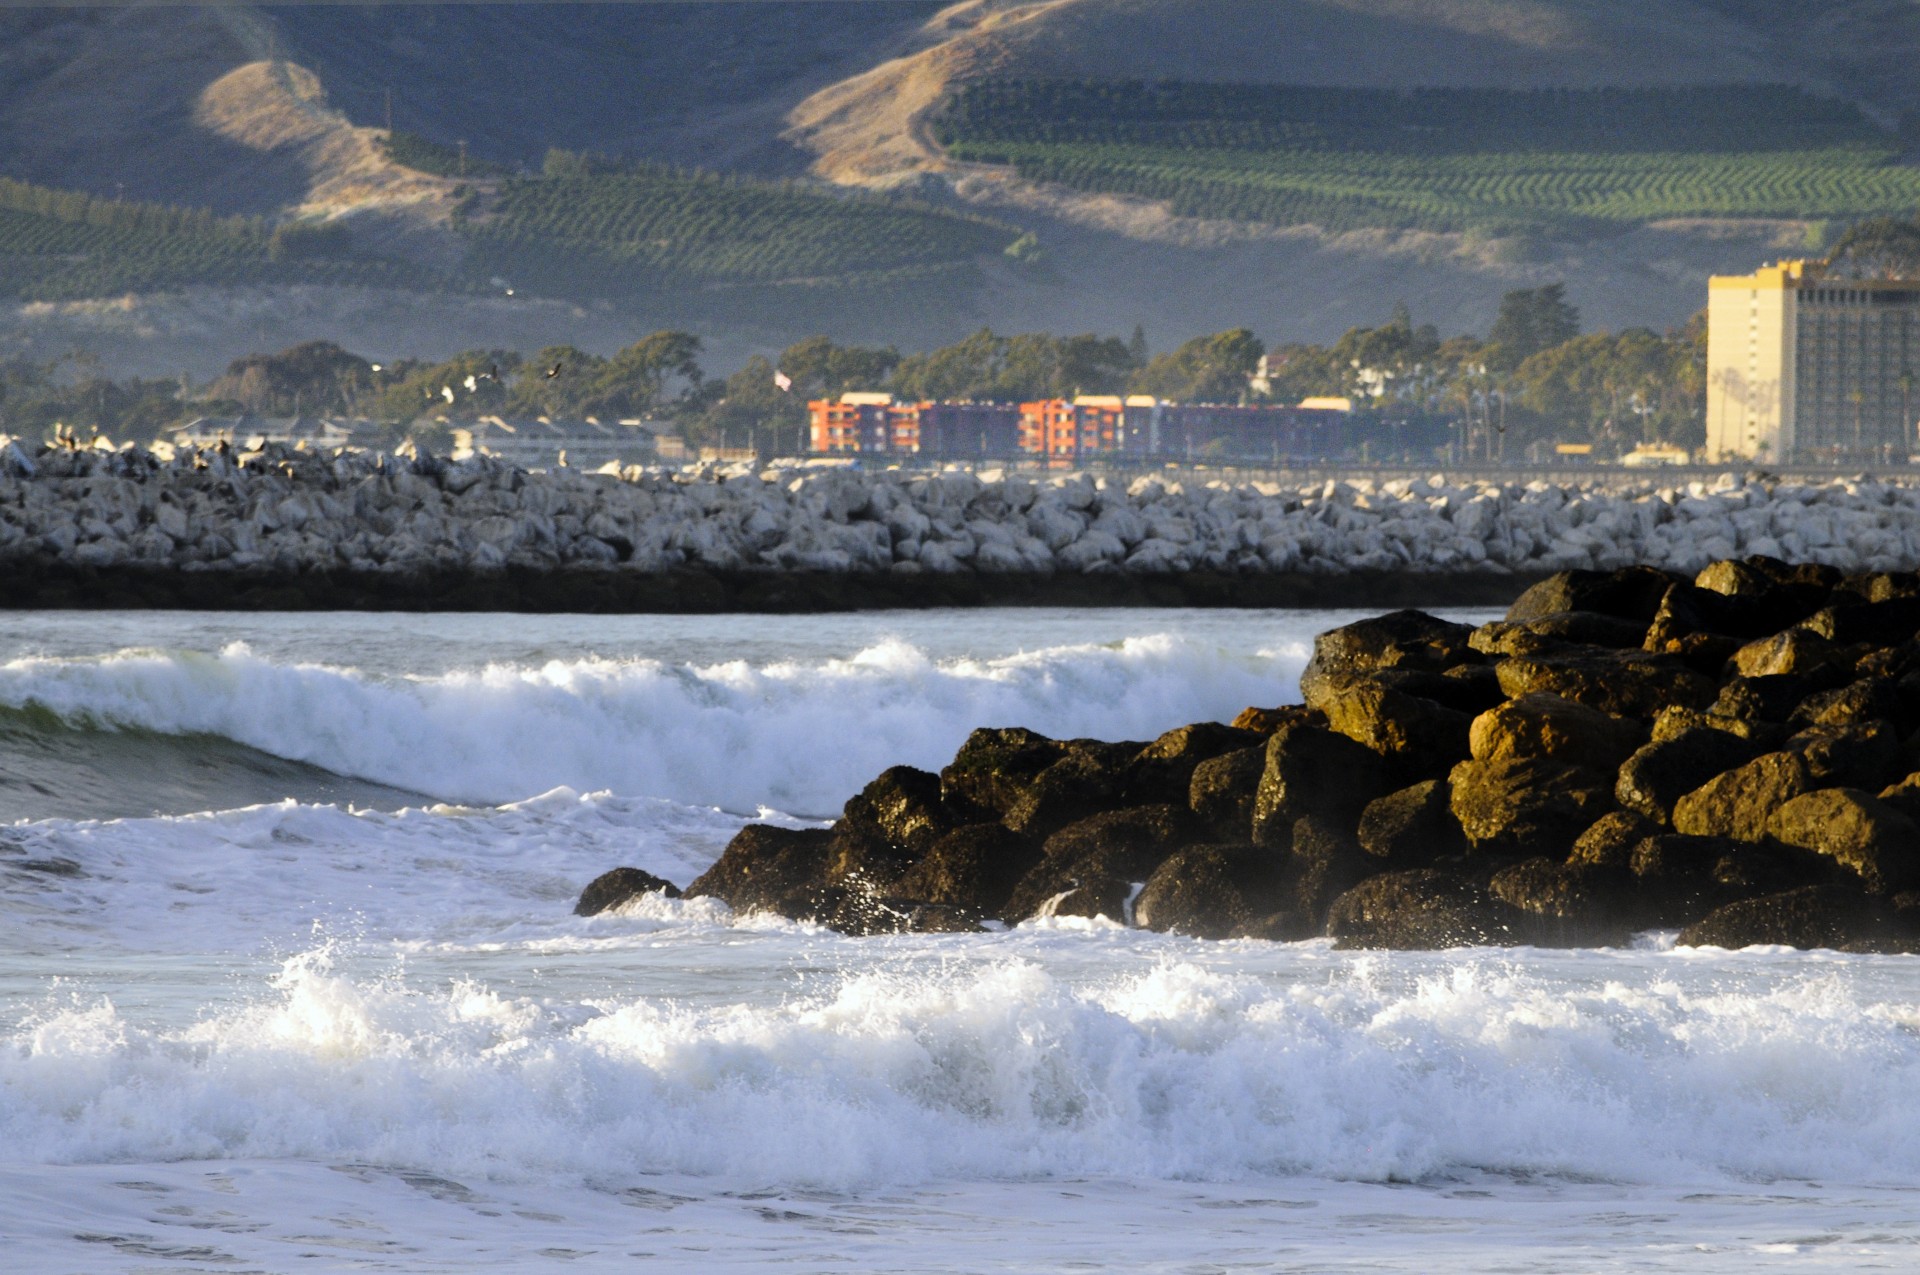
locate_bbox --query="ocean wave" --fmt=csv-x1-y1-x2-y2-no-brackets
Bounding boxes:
0,635,1302,814
6,951,1918,1187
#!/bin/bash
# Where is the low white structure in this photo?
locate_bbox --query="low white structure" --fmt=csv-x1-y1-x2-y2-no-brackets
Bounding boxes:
175,416,362,450
450,417,657,470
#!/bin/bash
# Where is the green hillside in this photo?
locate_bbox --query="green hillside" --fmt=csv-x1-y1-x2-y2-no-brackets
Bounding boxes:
458,158,1021,297
935,81,1920,236
0,178,441,300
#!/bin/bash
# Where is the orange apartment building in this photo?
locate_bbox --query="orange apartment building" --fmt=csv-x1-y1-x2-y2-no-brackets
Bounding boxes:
808,393,1352,462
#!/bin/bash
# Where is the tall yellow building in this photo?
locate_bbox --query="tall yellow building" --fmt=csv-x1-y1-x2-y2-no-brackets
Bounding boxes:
1706,259,1920,463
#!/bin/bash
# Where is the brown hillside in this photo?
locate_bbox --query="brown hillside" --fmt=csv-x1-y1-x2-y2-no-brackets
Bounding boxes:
786,0,1842,195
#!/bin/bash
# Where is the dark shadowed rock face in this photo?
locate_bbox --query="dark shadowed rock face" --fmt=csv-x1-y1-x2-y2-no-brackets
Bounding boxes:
1131,722,1265,807
891,823,1041,915
939,727,1062,820
1251,723,1392,846
1134,844,1285,939
1325,870,1533,950
1357,779,1464,865
1679,885,1901,951
1488,858,1636,946
1520,610,1649,649
574,867,683,916
686,825,836,918
1616,728,1758,825
1506,566,1677,625
1189,745,1266,839
1002,805,1198,923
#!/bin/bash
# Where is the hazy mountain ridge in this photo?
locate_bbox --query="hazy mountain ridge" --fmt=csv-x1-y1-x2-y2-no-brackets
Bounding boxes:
0,1,1912,376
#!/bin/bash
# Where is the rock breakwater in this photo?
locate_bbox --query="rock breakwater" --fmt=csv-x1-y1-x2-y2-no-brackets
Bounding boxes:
582,559,1920,950
6,439,1920,609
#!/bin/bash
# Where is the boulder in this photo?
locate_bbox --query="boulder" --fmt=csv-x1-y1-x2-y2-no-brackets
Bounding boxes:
1320,678,1474,776
1250,722,1392,847
1767,788,1920,894
1678,885,1893,951
1357,779,1467,864
1133,844,1286,939
1495,647,1714,719
1468,692,1645,770
685,824,835,918
1325,870,1534,949
1671,752,1814,841
1288,813,1376,925
574,866,683,916
1800,595,1920,646
1447,757,1616,858
1712,674,1825,725
1788,676,1905,732
1788,721,1905,791
1629,832,1746,925
938,727,1063,819
1728,629,1844,679
1000,745,1140,839
1521,609,1649,649
1642,582,1777,649
840,765,953,853
1297,610,1479,706
890,823,1042,917
1188,745,1266,838
1487,858,1637,946
1879,772,1920,823
1568,810,1662,869
1650,704,1787,748
1614,728,1759,825
1505,566,1677,624
1230,704,1321,736
1002,804,1199,922
1129,721,1265,804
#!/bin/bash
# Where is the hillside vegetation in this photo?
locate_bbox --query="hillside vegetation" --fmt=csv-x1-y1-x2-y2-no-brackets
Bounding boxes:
457,158,1022,297
0,177,436,300
936,80,1920,236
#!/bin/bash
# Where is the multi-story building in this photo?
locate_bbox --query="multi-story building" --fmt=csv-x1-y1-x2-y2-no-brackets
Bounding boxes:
808,392,899,453
917,402,1021,459
1707,259,1920,463
809,392,1362,464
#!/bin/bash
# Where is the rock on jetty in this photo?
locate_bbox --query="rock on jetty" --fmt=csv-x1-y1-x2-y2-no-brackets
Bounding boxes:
7,441,1920,599
581,558,1920,951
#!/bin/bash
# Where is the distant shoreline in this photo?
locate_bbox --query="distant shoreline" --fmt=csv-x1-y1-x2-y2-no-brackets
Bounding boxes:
0,561,1545,614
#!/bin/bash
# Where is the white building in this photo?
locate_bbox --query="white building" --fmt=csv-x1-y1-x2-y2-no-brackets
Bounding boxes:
449,417,659,470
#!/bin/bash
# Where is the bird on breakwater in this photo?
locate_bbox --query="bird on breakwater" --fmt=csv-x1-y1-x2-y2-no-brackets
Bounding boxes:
463,374,477,392
545,362,563,379
442,385,455,404
481,363,499,382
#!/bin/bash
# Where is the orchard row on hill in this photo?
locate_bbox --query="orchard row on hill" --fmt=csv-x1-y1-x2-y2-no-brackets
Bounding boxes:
936,80,1920,236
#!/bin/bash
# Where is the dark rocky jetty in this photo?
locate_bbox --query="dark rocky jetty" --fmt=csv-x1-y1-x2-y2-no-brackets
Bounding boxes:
578,556,1920,951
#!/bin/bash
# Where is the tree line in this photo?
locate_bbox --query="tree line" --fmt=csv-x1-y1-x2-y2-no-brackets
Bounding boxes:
0,285,1707,458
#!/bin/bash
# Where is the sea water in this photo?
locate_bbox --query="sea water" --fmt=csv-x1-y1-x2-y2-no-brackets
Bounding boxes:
2,607,1918,1273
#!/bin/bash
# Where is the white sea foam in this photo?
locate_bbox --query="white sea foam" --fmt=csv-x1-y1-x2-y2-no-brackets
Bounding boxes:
5,946,1919,1190
0,634,1302,814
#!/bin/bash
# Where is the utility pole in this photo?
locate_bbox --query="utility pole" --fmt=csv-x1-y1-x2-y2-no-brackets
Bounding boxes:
384,87,394,135
458,141,468,178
